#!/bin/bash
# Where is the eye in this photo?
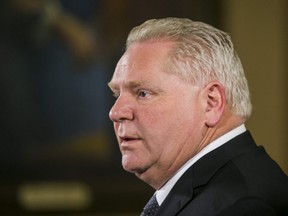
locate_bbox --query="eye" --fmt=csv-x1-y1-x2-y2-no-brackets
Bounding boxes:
138,90,149,98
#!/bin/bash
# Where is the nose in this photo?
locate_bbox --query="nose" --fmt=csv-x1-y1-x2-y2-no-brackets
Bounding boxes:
109,96,134,122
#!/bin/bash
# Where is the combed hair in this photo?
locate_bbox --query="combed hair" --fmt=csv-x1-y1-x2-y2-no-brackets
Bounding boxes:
126,17,252,120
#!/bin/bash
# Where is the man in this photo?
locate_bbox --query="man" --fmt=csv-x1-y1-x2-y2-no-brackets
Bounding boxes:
108,17,288,215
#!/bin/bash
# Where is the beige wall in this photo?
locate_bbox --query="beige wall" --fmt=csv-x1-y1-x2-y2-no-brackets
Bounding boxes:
223,0,287,174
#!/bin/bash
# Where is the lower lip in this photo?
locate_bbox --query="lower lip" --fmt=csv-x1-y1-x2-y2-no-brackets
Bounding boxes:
120,139,141,146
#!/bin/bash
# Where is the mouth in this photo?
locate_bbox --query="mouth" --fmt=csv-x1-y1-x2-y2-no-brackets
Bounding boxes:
119,136,142,145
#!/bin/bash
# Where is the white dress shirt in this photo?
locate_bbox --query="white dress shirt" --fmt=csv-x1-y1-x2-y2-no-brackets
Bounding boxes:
156,124,247,205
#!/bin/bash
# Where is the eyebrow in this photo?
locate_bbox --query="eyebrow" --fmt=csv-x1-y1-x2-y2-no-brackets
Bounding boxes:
108,80,145,91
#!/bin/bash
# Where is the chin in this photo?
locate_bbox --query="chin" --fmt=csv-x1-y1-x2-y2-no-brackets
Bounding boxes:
122,157,137,172
122,159,146,174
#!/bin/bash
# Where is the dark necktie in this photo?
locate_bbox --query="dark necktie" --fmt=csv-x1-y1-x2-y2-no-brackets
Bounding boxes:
141,194,159,216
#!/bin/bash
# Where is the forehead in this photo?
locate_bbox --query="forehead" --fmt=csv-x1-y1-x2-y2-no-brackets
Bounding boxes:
109,41,174,88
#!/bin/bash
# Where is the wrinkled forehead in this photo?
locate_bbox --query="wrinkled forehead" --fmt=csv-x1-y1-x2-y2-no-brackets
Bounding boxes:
109,41,174,85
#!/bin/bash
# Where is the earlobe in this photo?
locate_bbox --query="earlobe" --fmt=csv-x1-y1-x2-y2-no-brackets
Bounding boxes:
204,81,226,127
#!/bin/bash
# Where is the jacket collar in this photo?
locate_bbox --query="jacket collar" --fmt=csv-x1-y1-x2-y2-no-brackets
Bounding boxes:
156,131,257,215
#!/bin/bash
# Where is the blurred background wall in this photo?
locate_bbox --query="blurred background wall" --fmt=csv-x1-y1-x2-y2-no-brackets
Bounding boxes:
0,0,287,215
223,0,288,174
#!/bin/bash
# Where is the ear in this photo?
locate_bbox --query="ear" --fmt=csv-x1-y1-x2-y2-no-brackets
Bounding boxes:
203,81,226,127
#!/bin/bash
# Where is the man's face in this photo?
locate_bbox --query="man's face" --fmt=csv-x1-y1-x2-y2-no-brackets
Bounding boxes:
108,41,207,187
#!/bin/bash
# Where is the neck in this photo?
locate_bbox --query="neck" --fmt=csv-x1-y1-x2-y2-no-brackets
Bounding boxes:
203,112,245,145
137,111,245,189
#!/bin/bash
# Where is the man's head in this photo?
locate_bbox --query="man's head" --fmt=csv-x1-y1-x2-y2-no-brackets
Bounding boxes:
108,18,252,189
126,17,252,119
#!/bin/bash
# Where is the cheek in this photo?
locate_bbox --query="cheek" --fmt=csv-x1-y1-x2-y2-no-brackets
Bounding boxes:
138,106,183,147
145,102,202,144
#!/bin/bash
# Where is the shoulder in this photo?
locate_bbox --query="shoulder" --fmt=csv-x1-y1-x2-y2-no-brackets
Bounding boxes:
216,197,287,216
171,131,288,216
182,157,288,216
179,196,278,216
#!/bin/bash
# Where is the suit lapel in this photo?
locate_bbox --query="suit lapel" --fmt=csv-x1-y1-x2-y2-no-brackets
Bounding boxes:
156,169,195,215
156,131,258,215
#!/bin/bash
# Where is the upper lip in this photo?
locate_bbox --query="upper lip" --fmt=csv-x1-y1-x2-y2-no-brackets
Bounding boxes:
119,135,141,142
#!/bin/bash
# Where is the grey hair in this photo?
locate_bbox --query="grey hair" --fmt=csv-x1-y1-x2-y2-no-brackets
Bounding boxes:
126,17,252,120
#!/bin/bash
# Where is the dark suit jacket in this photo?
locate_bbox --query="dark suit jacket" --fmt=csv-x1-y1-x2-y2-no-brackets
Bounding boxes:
156,131,288,216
